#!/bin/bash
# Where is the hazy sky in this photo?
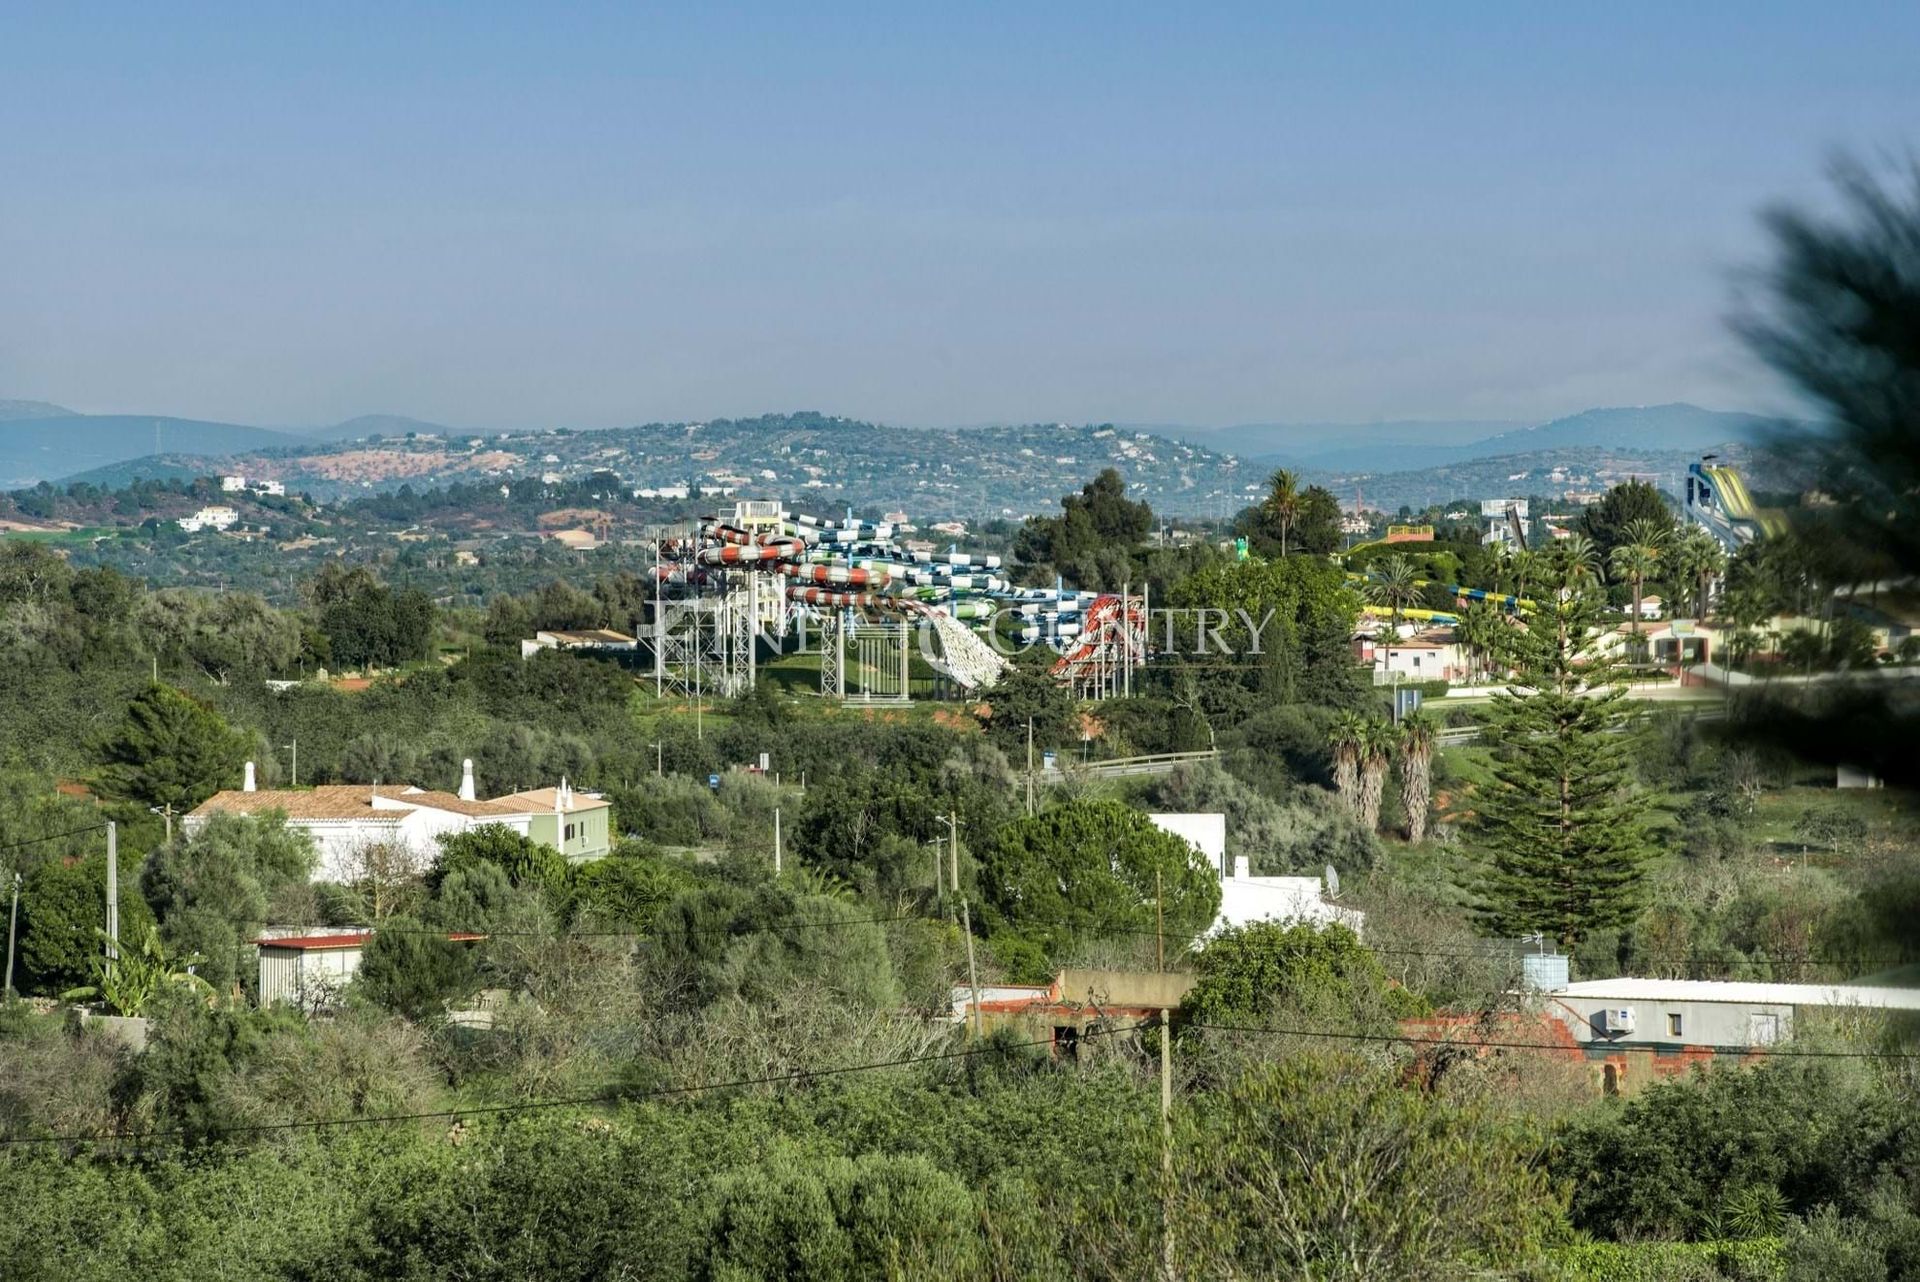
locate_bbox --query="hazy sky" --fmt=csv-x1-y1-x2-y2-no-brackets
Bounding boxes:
3,4,1915,431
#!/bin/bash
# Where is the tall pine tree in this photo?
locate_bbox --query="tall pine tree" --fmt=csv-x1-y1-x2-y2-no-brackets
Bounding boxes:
1475,545,1651,947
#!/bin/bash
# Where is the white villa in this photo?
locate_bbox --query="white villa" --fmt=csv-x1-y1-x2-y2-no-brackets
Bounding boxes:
177,505,239,533
187,759,611,881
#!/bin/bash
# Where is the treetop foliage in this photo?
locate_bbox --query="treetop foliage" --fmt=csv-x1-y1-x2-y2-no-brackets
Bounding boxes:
980,799,1221,979
1474,548,1653,946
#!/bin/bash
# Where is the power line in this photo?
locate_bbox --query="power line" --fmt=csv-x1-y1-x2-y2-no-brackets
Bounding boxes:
0,1020,1152,1149
193,906,1920,971
0,823,109,855
230,910,922,941
1187,1021,1920,1061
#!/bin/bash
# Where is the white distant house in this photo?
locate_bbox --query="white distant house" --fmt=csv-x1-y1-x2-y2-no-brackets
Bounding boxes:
1636,595,1665,621
177,505,239,532
218,475,285,498
1362,629,1468,682
1480,498,1530,548
187,759,610,881
1148,813,1363,936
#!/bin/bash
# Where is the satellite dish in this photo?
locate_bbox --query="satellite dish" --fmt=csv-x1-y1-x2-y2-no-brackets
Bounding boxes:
1324,864,1341,899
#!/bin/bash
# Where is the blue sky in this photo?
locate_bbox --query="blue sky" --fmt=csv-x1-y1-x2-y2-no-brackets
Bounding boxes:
2,3,1915,431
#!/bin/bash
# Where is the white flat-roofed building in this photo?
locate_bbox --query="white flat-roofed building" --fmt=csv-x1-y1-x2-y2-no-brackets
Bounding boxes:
1542,977,1920,1054
178,505,240,532
1149,813,1363,937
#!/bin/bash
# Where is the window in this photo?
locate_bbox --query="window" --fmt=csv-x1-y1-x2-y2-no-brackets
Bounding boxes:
564,822,576,843
1667,1013,1684,1037
1749,1013,1781,1046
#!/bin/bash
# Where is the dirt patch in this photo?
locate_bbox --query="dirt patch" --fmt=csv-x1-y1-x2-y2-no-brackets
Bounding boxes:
538,508,614,529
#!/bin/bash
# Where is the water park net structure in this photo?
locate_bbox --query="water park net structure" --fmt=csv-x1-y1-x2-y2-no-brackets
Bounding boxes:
646,500,1147,703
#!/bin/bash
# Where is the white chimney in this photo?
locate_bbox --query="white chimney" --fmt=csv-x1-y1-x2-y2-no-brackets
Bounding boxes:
1232,855,1250,880
557,777,572,811
458,759,476,802
243,761,257,792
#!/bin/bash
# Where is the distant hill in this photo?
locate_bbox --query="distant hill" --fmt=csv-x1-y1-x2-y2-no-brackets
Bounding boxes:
53,455,220,490
1469,404,1778,456
1246,403,1773,472
1170,418,1521,463
0,415,300,489
0,400,79,423
308,413,465,443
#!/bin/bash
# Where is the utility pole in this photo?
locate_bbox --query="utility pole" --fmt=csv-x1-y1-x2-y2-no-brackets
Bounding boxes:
773,807,782,875
649,741,663,777
1155,868,1165,973
284,739,298,788
960,897,983,1039
948,810,960,894
104,821,119,964
5,870,20,996
1025,718,1035,816
149,803,176,843
1160,1006,1176,1282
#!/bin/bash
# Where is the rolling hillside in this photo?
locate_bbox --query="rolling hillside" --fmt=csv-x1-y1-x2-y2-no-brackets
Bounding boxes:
0,415,302,489
1186,403,1774,473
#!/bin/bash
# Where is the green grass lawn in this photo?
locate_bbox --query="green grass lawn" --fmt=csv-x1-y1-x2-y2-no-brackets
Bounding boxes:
1,526,117,545
1749,784,1916,846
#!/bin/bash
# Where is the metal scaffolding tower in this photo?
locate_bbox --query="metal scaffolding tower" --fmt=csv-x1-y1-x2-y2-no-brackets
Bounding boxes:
818,609,846,700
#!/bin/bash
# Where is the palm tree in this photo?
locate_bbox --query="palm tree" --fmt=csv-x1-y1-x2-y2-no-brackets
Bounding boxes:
1262,468,1302,557
1557,533,1605,590
1398,714,1435,842
1671,526,1726,619
1500,546,1539,599
1328,709,1365,817
1364,554,1422,627
1357,718,1393,833
1454,598,1505,682
1608,517,1668,642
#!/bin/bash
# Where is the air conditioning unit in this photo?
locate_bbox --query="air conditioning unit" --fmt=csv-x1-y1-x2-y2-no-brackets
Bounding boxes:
1599,1007,1637,1035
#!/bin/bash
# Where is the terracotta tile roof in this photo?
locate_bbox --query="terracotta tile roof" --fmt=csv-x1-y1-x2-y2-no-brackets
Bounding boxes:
391,788,530,819
253,932,373,951
190,786,408,821
497,787,611,812
254,930,487,951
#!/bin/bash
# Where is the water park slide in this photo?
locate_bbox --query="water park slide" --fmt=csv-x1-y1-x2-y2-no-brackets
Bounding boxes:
1701,465,1789,538
1345,570,1532,613
659,512,1014,688
1360,605,1460,626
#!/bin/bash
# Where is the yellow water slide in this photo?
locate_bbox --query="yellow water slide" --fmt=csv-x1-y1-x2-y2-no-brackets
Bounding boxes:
1704,465,1789,537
